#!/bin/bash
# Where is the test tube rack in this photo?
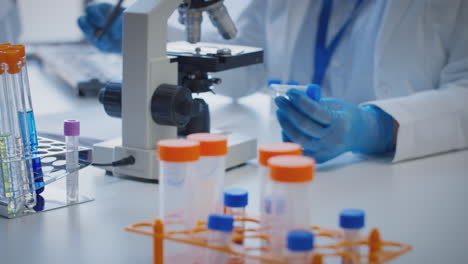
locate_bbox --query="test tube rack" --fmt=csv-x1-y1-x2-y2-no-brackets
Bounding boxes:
0,136,93,218
126,216,412,264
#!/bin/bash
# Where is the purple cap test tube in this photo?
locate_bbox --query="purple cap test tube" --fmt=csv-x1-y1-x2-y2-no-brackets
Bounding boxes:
64,120,80,203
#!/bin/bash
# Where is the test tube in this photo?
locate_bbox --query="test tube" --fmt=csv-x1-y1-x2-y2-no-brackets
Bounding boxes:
0,46,7,202
269,84,321,101
224,187,248,245
267,155,315,252
0,47,31,213
4,48,32,154
286,230,315,264
186,133,227,228
258,143,302,233
158,139,200,230
3,47,36,204
269,83,321,117
65,120,80,204
4,47,37,208
340,208,365,264
10,44,44,194
204,214,235,263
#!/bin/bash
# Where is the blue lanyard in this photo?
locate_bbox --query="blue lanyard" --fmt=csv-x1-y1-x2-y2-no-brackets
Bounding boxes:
313,0,364,86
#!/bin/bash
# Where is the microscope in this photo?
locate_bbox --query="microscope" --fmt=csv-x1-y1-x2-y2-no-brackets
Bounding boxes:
93,0,263,180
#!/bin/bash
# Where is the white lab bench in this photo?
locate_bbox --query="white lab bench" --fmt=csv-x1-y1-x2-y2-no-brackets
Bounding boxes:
0,62,467,264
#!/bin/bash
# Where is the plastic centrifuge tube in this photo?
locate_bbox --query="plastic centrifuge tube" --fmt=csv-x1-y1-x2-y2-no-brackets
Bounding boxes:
186,133,227,228
267,155,315,252
10,44,44,194
224,187,248,246
286,230,315,264
204,214,235,263
258,143,302,233
269,83,321,101
158,139,200,262
339,208,365,264
65,120,80,204
224,187,248,223
0,47,33,213
158,139,200,229
269,83,321,115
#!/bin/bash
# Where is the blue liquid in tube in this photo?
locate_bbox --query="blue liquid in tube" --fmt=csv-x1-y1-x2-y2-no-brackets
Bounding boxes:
18,110,44,194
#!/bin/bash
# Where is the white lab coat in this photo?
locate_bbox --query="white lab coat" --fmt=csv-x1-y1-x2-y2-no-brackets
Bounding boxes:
192,0,468,163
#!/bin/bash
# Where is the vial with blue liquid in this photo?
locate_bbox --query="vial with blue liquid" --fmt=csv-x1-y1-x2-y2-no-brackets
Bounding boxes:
9,45,44,194
0,45,36,213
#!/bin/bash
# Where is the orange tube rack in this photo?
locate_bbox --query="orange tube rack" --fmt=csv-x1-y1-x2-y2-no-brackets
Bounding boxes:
125,216,412,264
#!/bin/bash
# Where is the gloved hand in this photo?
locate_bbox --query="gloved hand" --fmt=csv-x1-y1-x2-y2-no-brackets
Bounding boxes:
77,3,124,53
275,88,395,163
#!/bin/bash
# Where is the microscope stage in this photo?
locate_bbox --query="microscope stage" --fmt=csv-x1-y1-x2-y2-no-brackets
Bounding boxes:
167,41,264,72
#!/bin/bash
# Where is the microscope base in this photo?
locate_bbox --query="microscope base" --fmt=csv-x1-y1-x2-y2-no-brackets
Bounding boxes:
93,133,257,180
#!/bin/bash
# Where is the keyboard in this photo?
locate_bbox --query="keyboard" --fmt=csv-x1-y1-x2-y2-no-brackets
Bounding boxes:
33,43,122,96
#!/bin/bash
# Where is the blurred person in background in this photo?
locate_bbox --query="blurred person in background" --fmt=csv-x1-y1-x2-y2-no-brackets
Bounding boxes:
0,0,20,44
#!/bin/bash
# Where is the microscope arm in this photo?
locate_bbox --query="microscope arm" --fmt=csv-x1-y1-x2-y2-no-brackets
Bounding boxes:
104,0,182,180
121,0,181,151
95,0,258,180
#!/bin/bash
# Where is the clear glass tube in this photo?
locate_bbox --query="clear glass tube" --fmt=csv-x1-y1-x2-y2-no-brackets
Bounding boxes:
66,136,79,203
0,59,29,213
17,52,44,194
17,58,38,151
5,53,36,208
8,69,31,154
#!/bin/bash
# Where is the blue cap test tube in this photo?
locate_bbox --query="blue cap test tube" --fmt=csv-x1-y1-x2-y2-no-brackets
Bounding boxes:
224,187,248,222
204,214,235,264
224,187,248,246
340,208,365,264
286,230,315,264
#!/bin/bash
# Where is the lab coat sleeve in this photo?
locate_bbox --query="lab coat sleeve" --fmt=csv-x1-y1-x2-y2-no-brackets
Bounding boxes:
366,1,468,162
168,0,268,99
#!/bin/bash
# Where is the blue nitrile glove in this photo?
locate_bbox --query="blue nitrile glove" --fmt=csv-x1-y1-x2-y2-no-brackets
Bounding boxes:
77,3,124,53
275,89,395,163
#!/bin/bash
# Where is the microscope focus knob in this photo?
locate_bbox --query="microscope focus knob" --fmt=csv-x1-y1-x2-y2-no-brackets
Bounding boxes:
98,82,122,118
151,84,193,127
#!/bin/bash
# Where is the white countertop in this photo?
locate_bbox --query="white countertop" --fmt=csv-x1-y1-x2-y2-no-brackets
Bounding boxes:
1,62,467,264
